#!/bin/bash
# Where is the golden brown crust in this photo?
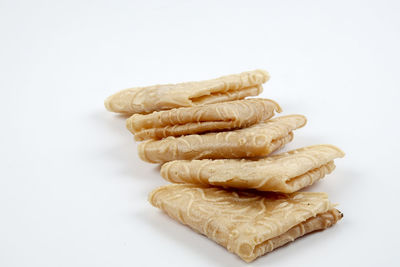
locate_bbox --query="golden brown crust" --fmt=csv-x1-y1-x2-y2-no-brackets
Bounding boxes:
149,184,341,262
105,70,269,114
138,115,305,163
160,144,345,193
128,98,281,141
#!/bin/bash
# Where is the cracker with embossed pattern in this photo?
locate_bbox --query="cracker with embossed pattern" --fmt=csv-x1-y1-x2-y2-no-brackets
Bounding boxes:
161,145,345,193
105,70,269,114
138,115,305,163
149,184,342,262
127,98,281,141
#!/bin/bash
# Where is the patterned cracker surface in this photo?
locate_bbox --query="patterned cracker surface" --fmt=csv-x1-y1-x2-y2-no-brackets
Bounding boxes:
105,70,269,114
128,98,281,141
161,144,345,193
149,184,342,262
138,115,305,163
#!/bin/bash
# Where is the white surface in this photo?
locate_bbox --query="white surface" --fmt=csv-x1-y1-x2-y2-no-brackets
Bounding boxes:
1,0,399,266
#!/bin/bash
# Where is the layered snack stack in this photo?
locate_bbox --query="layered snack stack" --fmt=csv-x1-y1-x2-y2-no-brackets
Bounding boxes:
105,70,345,262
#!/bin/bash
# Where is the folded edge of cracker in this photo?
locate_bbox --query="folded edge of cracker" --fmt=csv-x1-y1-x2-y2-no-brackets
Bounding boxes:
138,114,305,163
128,98,282,141
160,144,345,193
105,69,269,114
149,184,342,262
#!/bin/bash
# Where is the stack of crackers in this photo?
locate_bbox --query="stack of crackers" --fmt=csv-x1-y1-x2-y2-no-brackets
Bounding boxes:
105,70,344,262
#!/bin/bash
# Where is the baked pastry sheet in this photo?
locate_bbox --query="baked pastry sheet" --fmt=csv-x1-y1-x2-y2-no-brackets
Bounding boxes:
138,115,305,163
105,70,269,114
161,144,345,193
149,184,342,262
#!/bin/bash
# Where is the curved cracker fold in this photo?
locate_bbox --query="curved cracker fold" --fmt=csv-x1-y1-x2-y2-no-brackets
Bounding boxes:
138,115,305,163
149,184,342,262
128,98,281,141
105,70,269,114
161,144,345,193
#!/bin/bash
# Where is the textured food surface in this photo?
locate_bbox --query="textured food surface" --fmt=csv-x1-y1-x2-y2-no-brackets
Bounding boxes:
128,98,281,141
149,184,341,262
161,144,345,193
138,115,306,163
250,208,342,262
105,70,269,114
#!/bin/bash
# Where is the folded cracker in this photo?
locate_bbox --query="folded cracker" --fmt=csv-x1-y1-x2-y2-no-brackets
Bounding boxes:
149,184,342,262
137,115,305,163
128,98,281,141
105,70,269,114
161,144,345,193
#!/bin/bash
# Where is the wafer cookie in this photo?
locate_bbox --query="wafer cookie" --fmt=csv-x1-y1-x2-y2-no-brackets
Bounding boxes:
105,70,269,114
161,144,345,193
128,98,281,141
149,184,342,262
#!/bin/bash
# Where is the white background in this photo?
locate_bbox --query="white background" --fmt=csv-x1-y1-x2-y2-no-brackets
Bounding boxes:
1,0,399,266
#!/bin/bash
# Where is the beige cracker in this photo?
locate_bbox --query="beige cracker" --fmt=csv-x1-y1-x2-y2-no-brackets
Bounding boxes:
128,98,281,141
161,144,345,193
149,184,342,262
105,70,269,114
138,115,305,163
